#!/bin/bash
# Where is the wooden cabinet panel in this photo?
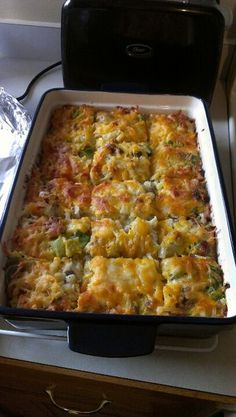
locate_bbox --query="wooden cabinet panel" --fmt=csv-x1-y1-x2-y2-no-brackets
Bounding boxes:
43,385,217,417
0,386,218,417
0,358,226,417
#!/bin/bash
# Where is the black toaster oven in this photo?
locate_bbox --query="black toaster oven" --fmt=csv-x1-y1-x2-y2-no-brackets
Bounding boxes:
61,0,225,103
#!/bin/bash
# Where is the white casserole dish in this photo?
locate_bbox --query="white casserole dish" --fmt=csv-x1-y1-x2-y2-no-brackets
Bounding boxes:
0,89,235,357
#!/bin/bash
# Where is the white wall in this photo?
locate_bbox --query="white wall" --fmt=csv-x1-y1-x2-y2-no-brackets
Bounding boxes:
0,0,65,24
0,0,235,33
0,0,235,46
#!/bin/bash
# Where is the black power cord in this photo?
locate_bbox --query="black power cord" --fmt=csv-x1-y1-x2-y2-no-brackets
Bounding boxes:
16,60,62,102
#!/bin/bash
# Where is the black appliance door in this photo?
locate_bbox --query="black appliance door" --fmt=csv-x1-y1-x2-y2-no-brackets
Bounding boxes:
61,0,225,102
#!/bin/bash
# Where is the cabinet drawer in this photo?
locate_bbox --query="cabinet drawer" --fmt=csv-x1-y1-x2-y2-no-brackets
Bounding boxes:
0,358,218,417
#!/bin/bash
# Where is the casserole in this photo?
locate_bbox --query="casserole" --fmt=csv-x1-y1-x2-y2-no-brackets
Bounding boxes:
0,89,235,357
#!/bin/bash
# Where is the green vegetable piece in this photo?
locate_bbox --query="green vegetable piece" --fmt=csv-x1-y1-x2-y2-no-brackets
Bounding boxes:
80,147,94,158
50,236,65,257
166,140,184,148
146,146,152,156
71,109,81,119
208,264,222,287
65,232,90,257
76,231,90,248
207,286,224,301
185,154,200,166
170,272,186,281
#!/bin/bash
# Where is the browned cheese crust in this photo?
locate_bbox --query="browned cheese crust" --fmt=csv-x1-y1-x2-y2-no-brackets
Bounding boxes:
4,107,227,317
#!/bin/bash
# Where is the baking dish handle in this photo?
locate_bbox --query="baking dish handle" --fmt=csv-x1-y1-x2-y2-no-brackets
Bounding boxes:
67,321,157,357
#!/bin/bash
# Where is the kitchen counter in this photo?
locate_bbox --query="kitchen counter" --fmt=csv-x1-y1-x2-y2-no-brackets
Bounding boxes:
0,316,236,401
0,22,236,407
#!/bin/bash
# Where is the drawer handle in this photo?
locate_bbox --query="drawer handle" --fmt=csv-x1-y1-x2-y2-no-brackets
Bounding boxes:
46,387,111,415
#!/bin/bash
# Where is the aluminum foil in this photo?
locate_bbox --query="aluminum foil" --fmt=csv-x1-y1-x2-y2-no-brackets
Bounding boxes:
0,87,31,225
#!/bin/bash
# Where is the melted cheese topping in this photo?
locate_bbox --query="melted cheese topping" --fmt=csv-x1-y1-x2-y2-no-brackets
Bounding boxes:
155,175,209,220
159,256,226,317
90,142,151,184
94,107,148,146
157,217,216,258
40,141,92,183
87,217,158,258
151,144,201,178
149,111,196,149
24,178,92,218
90,180,156,222
5,105,227,318
8,216,91,260
7,257,83,311
49,105,95,146
78,257,164,314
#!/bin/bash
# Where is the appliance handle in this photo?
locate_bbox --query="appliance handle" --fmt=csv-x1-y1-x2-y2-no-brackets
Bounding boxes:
67,320,157,357
0,327,66,341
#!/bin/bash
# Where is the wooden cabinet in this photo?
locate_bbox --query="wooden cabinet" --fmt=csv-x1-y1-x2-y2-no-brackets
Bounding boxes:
0,357,234,417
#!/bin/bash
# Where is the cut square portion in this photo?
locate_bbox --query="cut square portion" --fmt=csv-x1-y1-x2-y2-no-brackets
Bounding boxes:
40,105,96,182
154,174,210,221
86,217,159,258
78,257,164,314
90,142,151,184
48,105,95,147
151,144,201,178
90,180,156,222
6,256,83,311
159,256,227,317
39,141,93,183
7,216,91,260
157,217,216,258
94,106,148,146
148,111,196,149
24,176,92,219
